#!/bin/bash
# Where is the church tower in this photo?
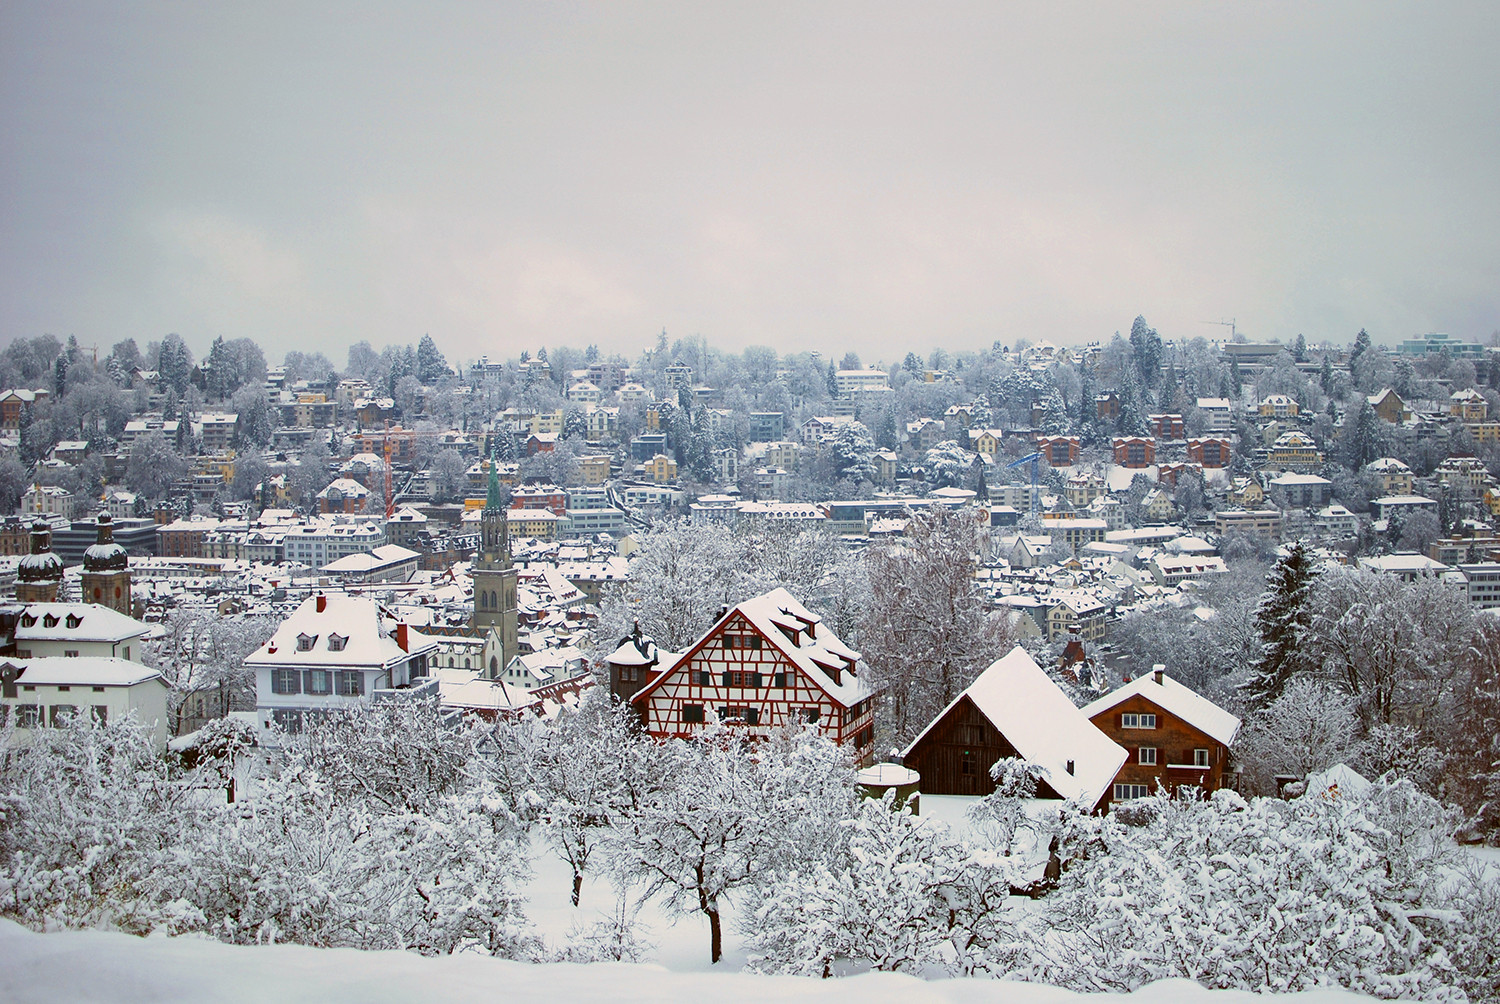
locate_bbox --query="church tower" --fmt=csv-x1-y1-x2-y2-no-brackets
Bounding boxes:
81,509,132,616
15,519,64,604
471,450,517,679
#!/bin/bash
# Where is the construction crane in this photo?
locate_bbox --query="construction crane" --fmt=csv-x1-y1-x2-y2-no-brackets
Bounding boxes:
1201,319,1238,340
1005,451,1044,516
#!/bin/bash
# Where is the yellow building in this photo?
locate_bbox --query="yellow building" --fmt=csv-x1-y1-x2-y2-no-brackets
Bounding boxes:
645,454,679,484
1268,431,1322,469
576,455,611,485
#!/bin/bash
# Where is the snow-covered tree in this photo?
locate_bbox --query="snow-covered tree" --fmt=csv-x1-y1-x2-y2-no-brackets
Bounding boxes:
922,440,980,488
1239,542,1318,711
144,609,276,733
862,509,1013,743
1234,677,1363,793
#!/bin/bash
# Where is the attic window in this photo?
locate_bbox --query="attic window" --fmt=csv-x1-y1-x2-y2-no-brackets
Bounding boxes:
777,623,800,645
20,615,35,628
65,614,82,629
296,633,318,652
42,614,58,628
327,633,347,652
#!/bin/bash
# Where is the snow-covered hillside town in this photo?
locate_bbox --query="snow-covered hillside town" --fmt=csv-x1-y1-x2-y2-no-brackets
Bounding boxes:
4,4,1500,1000
1,326,1498,999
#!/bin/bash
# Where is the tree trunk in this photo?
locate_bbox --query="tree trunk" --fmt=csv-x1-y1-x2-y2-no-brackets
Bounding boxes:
707,906,722,964
571,870,583,908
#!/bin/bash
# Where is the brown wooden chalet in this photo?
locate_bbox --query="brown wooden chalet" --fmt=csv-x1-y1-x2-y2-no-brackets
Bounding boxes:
903,647,1126,809
1080,666,1241,809
629,587,880,763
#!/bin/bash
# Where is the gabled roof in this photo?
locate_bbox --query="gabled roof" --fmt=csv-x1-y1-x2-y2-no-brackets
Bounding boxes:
15,603,150,643
904,647,1127,806
633,587,875,709
1080,670,1240,747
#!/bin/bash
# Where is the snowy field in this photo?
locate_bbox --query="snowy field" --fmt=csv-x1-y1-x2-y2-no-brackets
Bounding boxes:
0,918,1381,1004
2,793,1450,1003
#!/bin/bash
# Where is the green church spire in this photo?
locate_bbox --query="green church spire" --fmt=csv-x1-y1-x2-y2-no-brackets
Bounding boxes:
485,446,503,511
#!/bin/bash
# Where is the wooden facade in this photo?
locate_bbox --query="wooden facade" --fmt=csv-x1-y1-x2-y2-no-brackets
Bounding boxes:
1089,692,1233,809
903,695,1065,798
631,592,878,763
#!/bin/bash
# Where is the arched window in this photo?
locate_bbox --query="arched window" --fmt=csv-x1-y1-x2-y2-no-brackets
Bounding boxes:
490,591,498,610
489,656,498,673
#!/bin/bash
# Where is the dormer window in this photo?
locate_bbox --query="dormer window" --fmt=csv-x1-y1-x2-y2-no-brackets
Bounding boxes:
20,615,35,628
327,633,347,652
296,633,318,652
65,614,82,629
42,614,58,628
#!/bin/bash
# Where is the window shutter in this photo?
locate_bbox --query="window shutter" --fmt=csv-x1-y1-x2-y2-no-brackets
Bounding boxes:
303,670,314,694
722,671,733,687
774,672,786,688
746,708,760,725
751,672,763,688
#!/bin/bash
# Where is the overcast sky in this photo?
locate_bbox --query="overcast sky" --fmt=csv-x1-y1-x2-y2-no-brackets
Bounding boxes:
2,2,1497,366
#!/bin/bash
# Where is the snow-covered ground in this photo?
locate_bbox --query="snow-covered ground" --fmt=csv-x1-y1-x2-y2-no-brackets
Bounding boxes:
0,918,1382,1004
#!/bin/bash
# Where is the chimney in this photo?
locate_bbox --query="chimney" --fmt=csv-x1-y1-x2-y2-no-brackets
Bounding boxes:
1065,759,1075,775
316,593,327,613
1152,664,1165,685
395,622,409,652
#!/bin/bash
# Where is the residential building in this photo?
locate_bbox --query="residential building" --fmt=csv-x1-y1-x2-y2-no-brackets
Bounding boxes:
283,521,386,568
644,454,679,483
1268,473,1334,509
1258,394,1300,419
1048,591,1108,642
1365,458,1414,496
630,587,880,763
1215,508,1283,538
902,647,1126,805
1082,667,1241,807
1149,413,1185,440
248,593,439,734
1267,431,1321,469
1195,397,1233,432
1186,437,1232,468
748,412,785,442
1458,563,1500,610
1451,389,1488,422
562,507,627,538
1148,555,1228,587
1112,437,1156,469
0,656,169,749
10,602,150,661
834,368,890,397
21,484,74,520
1036,436,1080,467
1368,388,1411,424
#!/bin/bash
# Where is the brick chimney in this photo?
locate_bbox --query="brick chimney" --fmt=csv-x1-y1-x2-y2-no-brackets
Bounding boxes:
1153,664,1165,685
316,593,327,613
395,622,409,652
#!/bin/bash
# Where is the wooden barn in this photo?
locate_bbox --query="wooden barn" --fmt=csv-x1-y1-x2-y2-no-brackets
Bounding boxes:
902,647,1126,809
1080,666,1241,808
630,587,880,763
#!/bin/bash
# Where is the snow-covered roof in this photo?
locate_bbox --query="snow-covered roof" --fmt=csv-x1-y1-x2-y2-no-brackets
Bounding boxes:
14,603,151,643
1080,670,1241,747
3,656,163,687
1365,457,1411,473
245,594,437,669
905,647,1127,806
434,668,539,713
1304,762,1372,799
641,587,876,709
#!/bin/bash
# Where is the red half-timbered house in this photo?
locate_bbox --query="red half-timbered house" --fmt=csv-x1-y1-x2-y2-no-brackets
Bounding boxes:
630,587,880,763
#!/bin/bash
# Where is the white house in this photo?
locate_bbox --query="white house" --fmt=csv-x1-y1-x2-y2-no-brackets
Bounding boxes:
11,603,152,662
247,593,439,734
501,645,587,691
0,656,170,748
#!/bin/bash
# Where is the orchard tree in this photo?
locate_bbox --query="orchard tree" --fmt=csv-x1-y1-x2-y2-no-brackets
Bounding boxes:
862,509,1012,743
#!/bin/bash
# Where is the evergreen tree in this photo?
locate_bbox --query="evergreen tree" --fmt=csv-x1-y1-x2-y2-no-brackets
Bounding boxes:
416,334,448,384
1230,357,1243,396
52,352,67,397
1320,356,1333,394
1293,333,1306,363
825,360,839,398
1342,398,1379,469
1241,543,1319,711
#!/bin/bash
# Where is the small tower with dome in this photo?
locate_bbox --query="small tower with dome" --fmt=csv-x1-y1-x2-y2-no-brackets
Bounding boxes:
81,509,132,616
16,519,64,603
